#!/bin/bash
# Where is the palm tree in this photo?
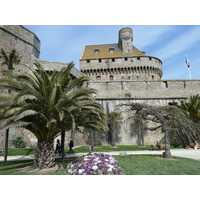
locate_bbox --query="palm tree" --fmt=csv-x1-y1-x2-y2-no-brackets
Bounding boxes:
177,95,200,123
0,48,21,70
107,112,122,146
0,61,107,169
0,48,21,162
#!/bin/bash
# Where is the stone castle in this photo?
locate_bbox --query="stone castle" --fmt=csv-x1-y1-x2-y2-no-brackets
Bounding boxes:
0,25,200,147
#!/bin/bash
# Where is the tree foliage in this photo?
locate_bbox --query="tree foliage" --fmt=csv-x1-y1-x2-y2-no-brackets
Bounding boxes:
107,112,122,146
0,62,107,168
0,48,21,70
130,103,200,146
177,95,200,123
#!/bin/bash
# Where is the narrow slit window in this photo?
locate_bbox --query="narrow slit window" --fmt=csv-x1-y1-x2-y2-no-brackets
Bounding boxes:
87,60,90,63
112,58,115,62
98,59,102,62
163,81,168,88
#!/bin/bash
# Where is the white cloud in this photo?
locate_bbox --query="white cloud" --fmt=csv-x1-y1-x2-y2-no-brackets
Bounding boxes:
132,25,174,49
154,26,200,60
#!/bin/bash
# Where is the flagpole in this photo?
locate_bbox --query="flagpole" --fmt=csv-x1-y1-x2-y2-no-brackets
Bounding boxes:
188,67,192,79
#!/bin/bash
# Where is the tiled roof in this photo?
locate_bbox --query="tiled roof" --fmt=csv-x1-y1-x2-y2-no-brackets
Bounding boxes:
80,43,146,60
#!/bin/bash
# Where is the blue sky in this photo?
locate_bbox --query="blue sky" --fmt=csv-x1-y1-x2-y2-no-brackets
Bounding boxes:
24,25,200,80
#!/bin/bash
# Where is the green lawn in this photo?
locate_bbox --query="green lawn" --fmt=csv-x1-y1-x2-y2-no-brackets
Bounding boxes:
0,154,200,175
115,155,200,175
0,148,36,156
0,157,76,175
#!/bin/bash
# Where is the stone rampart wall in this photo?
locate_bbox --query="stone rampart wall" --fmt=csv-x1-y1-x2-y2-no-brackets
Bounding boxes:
89,79,200,99
0,26,40,70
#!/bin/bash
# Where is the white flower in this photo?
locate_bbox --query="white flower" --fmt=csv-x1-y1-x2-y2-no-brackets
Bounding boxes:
107,164,113,169
108,168,113,172
92,165,98,170
79,169,83,173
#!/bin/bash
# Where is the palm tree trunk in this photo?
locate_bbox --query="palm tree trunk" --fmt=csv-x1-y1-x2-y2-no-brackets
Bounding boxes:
4,64,13,162
4,129,9,162
61,129,65,160
34,139,55,169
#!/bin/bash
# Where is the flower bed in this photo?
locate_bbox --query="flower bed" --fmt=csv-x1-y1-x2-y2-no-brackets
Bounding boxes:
66,153,123,175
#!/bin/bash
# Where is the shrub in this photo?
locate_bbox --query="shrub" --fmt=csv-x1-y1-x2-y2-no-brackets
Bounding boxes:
66,153,123,175
12,136,26,148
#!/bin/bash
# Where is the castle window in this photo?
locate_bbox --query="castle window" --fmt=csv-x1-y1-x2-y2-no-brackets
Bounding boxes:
112,58,115,62
94,49,99,54
137,57,140,60
98,59,102,62
109,48,114,53
87,60,90,63
124,58,128,61
152,75,154,80
109,75,114,80
96,76,101,80
149,57,152,60
163,81,168,88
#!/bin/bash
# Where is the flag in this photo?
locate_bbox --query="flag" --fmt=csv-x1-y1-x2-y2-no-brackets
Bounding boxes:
185,55,190,68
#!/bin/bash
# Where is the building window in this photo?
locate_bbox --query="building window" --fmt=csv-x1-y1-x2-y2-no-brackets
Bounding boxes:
112,58,115,62
124,57,128,61
152,75,154,80
94,49,99,54
109,48,114,53
96,76,101,80
109,75,114,80
98,59,102,62
87,60,90,63
168,102,178,106
163,81,168,88
149,57,152,60
137,57,140,60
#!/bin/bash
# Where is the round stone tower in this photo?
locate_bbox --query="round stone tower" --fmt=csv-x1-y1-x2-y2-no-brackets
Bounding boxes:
118,27,133,53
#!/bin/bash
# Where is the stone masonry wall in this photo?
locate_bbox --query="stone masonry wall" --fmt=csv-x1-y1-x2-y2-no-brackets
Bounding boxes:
80,56,162,81
89,79,200,99
0,25,40,73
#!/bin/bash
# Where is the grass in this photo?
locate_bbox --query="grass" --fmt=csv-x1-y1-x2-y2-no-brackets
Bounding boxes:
0,148,36,157
115,155,200,175
0,157,76,175
0,154,200,175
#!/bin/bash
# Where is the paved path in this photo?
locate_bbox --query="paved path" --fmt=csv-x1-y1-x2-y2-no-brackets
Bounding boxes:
1,149,200,162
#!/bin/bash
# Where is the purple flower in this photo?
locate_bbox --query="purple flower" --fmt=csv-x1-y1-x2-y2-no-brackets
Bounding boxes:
67,153,123,175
